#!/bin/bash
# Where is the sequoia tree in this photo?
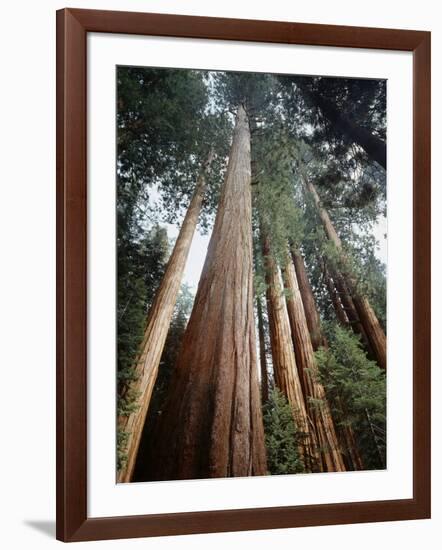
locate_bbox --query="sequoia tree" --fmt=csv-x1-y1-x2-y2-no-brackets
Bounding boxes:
256,296,270,404
116,67,218,476
323,263,375,359
132,285,194,482
147,105,267,480
304,176,386,370
263,236,320,472
283,253,346,472
116,69,387,480
291,249,326,351
290,249,364,471
117,152,213,482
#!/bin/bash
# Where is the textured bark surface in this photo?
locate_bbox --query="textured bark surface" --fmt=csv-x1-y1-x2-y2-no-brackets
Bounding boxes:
292,249,325,351
306,179,386,370
323,262,349,326
117,152,213,483
331,269,375,359
352,294,387,370
283,254,346,472
292,249,364,471
256,296,269,404
306,179,342,248
263,238,320,472
147,105,267,480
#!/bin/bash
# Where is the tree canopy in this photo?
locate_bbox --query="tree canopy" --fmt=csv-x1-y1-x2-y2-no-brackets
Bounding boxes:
116,66,387,480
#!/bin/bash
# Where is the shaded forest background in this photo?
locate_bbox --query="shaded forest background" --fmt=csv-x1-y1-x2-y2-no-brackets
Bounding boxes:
116,66,387,483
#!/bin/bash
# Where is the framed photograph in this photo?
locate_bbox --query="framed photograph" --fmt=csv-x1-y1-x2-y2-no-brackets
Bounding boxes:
56,8,431,542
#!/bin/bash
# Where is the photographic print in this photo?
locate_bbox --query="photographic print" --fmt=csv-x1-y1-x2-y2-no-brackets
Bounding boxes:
116,67,387,484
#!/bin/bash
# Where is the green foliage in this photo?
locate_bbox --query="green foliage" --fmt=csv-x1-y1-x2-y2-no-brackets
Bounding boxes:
278,74,386,180
316,323,386,469
117,225,169,393
115,67,388,476
117,67,207,186
263,389,305,475
116,225,170,471
291,147,386,328
148,284,195,417
293,138,385,242
212,71,277,115
253,130,305,261
130,285,195,480
117,67,231,232
117,429,130,471
345,240,387,331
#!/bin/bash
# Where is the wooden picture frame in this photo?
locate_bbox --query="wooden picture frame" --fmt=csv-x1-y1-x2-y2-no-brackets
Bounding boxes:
56,7,431,542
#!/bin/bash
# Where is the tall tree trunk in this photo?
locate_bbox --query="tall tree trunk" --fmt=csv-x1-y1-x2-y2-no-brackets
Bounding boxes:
147,105,267,480
292,250,364,471
283,253,346,472
305,179,386,370
256,296,269,404
352,294,387,370
326,265,376,359
306,179,342,248
263,237,320,473
322,261,349,326
305,88,386,169
291,249,325,351
117,150,213,483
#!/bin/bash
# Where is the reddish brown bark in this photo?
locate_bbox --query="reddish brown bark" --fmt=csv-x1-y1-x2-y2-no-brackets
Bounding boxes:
263,237,320,473
329,268,375,359
306,179,343,249
352,295,387,370
147,105,267,480
256,296,269,404
294,262,364,471
305,179,386,370
283,254,346,472
291,250,364,471
117,151,213,483
323,262,349,326
291,249,325,351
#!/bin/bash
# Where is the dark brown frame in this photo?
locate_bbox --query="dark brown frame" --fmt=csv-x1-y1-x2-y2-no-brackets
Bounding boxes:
56,7,431,542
